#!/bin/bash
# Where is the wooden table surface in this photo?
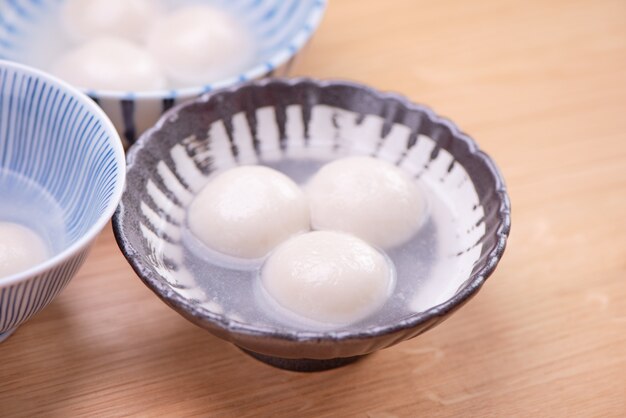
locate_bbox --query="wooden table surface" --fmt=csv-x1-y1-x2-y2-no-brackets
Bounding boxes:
2,0,626,416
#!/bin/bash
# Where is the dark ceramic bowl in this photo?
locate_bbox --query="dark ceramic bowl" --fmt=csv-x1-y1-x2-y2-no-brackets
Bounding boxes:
112,78,511,372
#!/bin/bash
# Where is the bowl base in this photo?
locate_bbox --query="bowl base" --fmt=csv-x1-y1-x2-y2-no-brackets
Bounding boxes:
0,327,17,343
239,347,365,372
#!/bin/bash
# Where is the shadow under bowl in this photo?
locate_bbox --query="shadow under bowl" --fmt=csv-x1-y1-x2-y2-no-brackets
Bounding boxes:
113,78,511,371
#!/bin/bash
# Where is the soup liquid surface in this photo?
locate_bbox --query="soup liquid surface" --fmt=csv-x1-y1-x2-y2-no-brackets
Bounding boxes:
180,158,474,332
0,169,66,261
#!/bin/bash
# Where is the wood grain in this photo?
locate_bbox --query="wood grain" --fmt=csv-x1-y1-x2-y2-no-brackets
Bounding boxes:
2,0,626,416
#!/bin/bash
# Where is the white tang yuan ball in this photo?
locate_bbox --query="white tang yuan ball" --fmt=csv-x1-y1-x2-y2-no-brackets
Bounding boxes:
187,166,310,259
261,231,393,325
306,156,426,249
0,222,49,278
147,5,254,86
61,0,160,43
51,37,167,91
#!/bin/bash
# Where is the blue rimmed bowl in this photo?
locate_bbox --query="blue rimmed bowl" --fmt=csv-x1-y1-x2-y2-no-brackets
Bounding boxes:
0,60,125,342
0,0,327,147
113,78,511,372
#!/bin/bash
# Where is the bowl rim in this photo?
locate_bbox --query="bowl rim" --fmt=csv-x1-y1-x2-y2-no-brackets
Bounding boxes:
113,77,511,343
0,60,126,287
70,0,328,100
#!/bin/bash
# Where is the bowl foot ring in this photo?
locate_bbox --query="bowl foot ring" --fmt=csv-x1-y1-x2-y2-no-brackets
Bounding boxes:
239,347,365,372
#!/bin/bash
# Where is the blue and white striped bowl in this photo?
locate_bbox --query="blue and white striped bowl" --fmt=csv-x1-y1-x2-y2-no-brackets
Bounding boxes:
0,60,125,342
0,0,328,147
